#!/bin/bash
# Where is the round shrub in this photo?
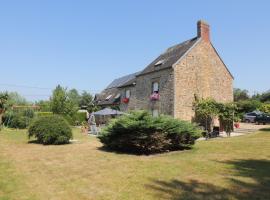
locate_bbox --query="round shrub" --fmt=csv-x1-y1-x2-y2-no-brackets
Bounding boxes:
98,111,201,155
28,115,72,145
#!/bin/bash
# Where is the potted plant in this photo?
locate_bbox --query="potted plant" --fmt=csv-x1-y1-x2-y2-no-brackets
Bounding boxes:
234,117,240,129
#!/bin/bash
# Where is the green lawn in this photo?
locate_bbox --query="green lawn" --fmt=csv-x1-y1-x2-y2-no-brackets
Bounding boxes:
0,127,270,200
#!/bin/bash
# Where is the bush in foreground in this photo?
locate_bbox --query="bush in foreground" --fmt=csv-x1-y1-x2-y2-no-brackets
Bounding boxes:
98,111,201,154
28,115,72,145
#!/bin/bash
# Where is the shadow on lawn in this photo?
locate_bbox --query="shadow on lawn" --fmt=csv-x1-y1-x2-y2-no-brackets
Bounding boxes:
146,159,270,200
259,128,270,132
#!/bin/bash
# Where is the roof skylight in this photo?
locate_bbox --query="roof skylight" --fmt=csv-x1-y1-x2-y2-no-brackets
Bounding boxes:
155,59,165,66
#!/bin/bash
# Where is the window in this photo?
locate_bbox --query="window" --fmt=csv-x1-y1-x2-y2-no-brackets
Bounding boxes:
152,109,159,117
125,90,131,98
154,59,164,66
114,93,121,99
105,95,112,100
152,82,159,93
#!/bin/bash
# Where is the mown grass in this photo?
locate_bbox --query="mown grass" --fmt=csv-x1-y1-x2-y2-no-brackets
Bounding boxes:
0,127,270,200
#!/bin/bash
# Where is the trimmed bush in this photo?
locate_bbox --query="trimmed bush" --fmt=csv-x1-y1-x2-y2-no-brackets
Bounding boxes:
98,111,201,154
35,112,53,117
28,115,72,145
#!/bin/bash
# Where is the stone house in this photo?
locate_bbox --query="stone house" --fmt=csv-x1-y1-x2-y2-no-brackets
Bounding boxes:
96,20,233,122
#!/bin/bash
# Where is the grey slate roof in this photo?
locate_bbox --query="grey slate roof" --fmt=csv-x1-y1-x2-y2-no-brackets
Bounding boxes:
138,37,199,76
106,72,140,89
95,87,120,106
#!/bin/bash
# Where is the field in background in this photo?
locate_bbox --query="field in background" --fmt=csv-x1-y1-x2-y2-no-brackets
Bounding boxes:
0,127,270,200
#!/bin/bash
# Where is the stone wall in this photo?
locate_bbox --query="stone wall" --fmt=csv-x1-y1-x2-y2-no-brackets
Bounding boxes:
134,68,174,115
119,86,137,111
173,40,233,121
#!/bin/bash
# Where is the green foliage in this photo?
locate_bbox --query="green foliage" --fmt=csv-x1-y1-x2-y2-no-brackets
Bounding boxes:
35,100,51,112
218,103,236,134
194,98,236,135
98,111,201,155
63,112,87,126
9,115,30,129
22,109,35,118
50,85,68,114
36,111,86,126
36,112,53,117
260,103,270,114
28,115,72,145
236,100,262,115
3,110,34,129
0,92,9,110
79,91,98,113
260,92,270,103
233,88,249,102
6,92,28,107
194,98,220,132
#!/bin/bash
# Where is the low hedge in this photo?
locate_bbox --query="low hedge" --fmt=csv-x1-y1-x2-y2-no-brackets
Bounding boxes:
35,112,53,117
28,115,72,145
36,112,87,126
98,111,201,155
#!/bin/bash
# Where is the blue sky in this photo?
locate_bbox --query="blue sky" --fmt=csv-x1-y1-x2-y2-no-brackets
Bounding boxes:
0,0,269,101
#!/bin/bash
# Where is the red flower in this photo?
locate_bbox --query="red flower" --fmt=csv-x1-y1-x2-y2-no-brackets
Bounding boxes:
122,98,129,104
150,93,160,101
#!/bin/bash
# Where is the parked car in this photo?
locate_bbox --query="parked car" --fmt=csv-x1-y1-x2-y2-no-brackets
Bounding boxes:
255,114,270,125
243,111,263,123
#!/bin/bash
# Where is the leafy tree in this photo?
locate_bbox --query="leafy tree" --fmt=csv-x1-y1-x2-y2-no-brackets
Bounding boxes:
194,98,219,132
235,100,262,114
0,92,9,125
67,89,81,105
260,91,270,103
79,91,98,113
260,103,270,114
194,98,236,136
233,88,249,102
50,85,68,114
218,103,236,137
7,92,28,107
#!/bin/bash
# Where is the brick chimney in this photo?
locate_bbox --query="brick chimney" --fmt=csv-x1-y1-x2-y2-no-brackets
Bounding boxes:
197,20,210,42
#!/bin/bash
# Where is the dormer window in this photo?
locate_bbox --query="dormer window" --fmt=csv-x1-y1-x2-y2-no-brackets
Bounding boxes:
152,82,159,93
125,90,131,98
154,59,164,66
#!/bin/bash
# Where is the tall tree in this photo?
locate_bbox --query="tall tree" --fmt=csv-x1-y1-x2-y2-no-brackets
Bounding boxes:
233,88,249,102
67,89,81,105
79,91,98,113
50,85,67,114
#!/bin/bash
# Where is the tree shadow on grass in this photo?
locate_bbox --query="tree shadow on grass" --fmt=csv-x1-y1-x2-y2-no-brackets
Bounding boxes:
259,128,270,132
146,159,270,200
97,145,192,156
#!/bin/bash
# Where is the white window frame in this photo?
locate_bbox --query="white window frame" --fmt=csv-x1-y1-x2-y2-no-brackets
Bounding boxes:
152,82,159,93
105,95,112,100
125,89,131,98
